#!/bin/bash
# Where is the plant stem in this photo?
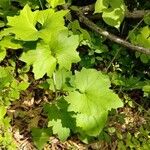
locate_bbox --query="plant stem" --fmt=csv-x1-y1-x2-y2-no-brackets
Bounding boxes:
52,72,57,99
38,0,44,10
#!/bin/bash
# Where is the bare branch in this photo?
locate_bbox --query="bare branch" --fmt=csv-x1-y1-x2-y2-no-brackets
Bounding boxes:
126,10,150,19
79,4,150,19
72,9,150,55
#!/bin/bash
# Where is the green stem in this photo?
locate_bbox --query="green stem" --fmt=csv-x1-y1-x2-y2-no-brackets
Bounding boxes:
38,0,44,10
52,72,57,99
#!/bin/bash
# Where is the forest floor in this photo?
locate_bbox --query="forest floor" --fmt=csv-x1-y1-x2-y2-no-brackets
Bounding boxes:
9,87,150,150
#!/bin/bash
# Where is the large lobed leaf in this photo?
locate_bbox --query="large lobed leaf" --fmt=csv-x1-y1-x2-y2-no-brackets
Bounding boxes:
20,41,56,79
5,5,68,42
49,30,80,70
65,68,123,136
44,68,123,140
6,5,39,41
20,31,80,79
44,98,76,141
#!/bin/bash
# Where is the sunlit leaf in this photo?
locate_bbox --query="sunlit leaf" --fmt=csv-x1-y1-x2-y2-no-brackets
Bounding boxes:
46,0,65,8
95,0,125,28
65,68,123,136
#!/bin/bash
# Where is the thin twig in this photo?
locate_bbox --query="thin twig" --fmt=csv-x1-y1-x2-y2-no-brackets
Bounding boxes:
106,17,145,72
79,4,150,19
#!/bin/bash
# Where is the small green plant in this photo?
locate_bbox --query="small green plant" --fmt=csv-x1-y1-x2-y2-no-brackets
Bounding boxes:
0,0,150,149
129,26,150,63
44,68,123,141
0,67,29,149
0,106,17,149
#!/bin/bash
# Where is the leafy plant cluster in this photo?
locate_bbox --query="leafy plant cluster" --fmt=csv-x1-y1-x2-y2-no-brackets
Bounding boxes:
0,0,150,149
0,66,29,149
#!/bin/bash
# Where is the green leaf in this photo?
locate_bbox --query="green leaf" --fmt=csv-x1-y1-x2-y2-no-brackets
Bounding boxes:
95,0,125,28
6,4,39,41
31,128,52,150
0,36,22,50
142,81,150,97
0,106,6,120
75,107,108,137
17,81,29,91
140,54,150,64
0,67,13,89
20,31,80,79
102,7,124,29
141,26,150,39
129,26,150,50
44,98,76,141
65,68,123,136
37,9,68,42
20,42,56,79
32,45,56,79
8,89,20,100
48,119,70,141
49,69,73,91
8,80,28,100
144,13,150,25
46,0,65,8
143,85,150,94
0,48,6,62
6,5,68,42
68,20,91,41
49,30,80,70
95,0,109,13
0,36,22,62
